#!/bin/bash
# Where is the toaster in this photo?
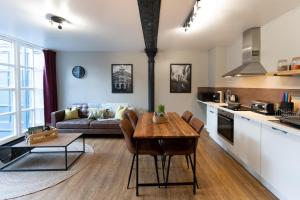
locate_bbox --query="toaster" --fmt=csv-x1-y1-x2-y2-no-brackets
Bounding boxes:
250,100,275,115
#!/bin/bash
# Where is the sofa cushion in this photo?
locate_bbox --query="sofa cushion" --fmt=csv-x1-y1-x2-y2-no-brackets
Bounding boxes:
101,103,129,118
56,118,93,129
88,108,112,120
88,108,103,119
115,106,128,120
89,119,120,129
64,108,79,120
71,103,89,118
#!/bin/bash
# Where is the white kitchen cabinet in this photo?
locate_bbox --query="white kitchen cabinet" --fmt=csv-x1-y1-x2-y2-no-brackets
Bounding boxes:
261,124,300,200
207,106,233,151
233,115,261,175
206,105,218,141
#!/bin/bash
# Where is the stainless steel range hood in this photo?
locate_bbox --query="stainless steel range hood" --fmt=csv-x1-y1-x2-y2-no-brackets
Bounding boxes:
222,27,267,78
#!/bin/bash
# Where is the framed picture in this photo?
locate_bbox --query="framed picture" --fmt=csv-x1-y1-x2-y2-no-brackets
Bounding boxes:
170,64,192,93
111,64,133,93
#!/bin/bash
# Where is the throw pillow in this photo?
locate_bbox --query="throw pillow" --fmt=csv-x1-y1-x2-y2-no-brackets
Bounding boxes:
64,108,79,120
88,108,101,119
88,108,112,119
100,109,111,119
115,106,128,120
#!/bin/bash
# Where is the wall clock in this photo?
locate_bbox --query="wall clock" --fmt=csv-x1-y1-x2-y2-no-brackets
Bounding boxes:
72,66,86,79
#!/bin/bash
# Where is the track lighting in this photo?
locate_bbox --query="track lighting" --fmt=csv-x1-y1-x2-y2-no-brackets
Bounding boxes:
183,0,201,32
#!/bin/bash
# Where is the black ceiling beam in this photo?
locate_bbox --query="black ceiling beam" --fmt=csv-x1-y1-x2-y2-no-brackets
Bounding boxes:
137,0,161,112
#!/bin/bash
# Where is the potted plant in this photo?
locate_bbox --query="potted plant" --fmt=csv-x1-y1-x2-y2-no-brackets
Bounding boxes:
153,104,168,123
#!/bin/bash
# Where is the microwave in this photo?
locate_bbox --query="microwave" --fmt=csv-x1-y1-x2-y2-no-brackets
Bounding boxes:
198,92,214,102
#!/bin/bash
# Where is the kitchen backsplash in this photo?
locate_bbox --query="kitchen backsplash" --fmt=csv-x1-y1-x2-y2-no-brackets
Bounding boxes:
198,87,300,109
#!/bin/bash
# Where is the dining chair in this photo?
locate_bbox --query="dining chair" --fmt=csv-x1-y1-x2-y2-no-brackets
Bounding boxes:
119,119,162,189
180,110,194,168
124,110,138,130
181,110,193,123
187,117,204,183
189,117,204,133
162,117,204,189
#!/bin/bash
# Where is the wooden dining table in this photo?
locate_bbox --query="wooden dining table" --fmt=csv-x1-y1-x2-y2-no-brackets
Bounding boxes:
133,112,200,196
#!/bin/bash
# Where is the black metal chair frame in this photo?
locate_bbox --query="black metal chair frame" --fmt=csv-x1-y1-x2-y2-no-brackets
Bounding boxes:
127,154,160,189
163,154,199,189
135,139,198,196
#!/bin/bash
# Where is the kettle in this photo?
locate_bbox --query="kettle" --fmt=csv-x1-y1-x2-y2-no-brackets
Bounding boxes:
230,94,238,102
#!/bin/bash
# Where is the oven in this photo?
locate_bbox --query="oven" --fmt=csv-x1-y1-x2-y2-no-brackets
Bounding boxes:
217,109,234,144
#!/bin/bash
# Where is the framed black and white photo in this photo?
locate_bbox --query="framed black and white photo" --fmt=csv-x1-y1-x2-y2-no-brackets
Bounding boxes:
111,64,133,93
170,64,191,93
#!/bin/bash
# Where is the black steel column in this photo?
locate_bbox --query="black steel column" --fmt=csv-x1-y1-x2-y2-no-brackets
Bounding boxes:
137,0,161,112
146,48,157,112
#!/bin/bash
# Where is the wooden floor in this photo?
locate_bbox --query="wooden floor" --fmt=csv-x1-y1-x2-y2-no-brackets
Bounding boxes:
17,132,277,200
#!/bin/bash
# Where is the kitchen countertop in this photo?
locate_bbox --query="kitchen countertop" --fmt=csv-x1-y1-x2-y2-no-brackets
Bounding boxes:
197,100,300,137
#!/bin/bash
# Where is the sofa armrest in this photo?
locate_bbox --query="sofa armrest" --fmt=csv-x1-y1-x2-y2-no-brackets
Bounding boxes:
51,110,65,127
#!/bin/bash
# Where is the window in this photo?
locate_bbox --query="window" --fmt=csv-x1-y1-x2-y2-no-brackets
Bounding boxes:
0,39,16,142
20,46,44,132
0,36,44,144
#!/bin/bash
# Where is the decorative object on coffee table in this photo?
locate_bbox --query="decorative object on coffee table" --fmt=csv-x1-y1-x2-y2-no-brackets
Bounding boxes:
27,126,44,135
72,66,86,79
27,129,58,145
25,126,58,144
170,64,191,93
152,104,168,124
111,64,133,93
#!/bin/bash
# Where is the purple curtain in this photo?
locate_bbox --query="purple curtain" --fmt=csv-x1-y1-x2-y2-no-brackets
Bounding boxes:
43,50,58,125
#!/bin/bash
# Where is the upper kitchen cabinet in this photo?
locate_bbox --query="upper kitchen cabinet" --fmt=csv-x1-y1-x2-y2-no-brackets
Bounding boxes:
261,124,300,200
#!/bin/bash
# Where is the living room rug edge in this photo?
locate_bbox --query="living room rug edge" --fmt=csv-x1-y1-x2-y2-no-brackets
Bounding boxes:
0,142,94,200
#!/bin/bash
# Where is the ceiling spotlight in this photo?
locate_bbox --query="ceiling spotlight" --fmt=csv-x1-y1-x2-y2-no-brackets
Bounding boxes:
194,0,201,10
183,0,201,32
46,14,70,30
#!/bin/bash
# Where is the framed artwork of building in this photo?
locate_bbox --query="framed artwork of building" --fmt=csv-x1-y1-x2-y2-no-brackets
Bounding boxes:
111,64,133,93
170,63,192,93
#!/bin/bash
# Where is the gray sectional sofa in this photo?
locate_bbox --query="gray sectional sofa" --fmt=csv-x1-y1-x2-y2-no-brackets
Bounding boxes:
51,103,132,135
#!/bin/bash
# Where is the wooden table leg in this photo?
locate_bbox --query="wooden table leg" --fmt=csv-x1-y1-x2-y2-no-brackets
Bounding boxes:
193,139,196,194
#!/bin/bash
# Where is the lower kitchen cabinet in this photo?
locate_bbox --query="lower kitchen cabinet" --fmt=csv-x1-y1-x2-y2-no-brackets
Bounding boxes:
202,102,300,199
206,105,218,140
233,115,261,175
261,124,300,200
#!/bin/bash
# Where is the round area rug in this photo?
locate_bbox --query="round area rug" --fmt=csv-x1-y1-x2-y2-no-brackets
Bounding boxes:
0,142,94,200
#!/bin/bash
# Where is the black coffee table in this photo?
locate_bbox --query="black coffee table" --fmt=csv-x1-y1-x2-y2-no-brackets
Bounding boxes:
0,133,85,172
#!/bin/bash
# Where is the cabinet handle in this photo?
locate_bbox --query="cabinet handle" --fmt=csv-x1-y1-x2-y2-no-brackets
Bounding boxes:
241,116,250,121
210,111,214,114
272,127,288,134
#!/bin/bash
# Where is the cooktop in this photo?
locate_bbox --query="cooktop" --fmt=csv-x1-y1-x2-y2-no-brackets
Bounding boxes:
220,105,251,111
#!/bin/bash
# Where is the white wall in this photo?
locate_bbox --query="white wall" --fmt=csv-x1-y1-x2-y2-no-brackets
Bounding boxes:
56,52,148,110
155,50,208,117
208,47,227,87
57,5,300,115
56,50,209,116
208,5,300,89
